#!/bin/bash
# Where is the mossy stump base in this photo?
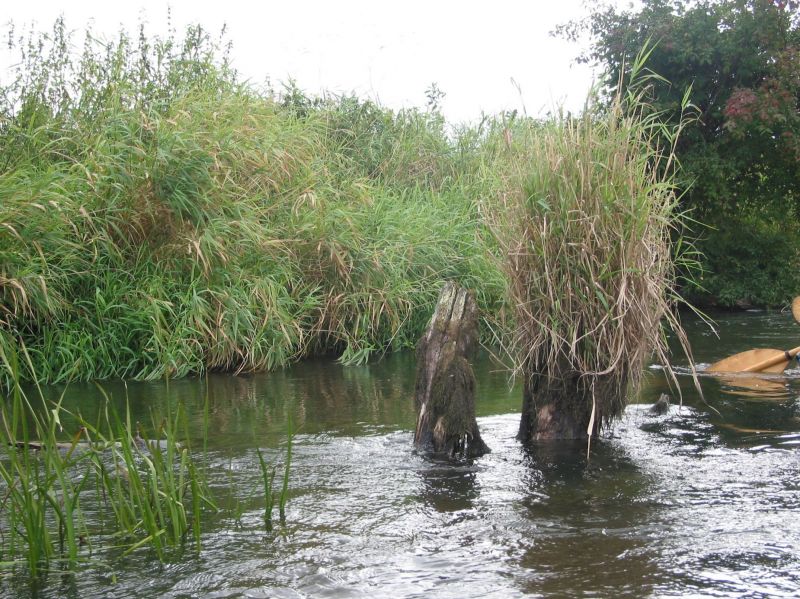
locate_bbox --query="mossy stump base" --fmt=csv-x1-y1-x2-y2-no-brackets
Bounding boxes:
413,282,489,458
518,373,593,443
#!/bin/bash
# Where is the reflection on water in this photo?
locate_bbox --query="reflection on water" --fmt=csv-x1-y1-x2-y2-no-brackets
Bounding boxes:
418,458,481,514
4,310,800,598
713,372,790,400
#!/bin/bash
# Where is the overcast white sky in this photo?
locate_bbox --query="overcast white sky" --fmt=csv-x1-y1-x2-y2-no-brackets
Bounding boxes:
1,1,634,124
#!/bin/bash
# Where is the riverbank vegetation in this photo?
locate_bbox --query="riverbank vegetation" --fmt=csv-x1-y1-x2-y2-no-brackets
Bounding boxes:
2,3,795,390
0,19,506,386
558,0,800,308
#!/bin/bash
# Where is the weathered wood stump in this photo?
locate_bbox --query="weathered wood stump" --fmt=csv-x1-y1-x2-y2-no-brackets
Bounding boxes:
413,282,489,458
518,366,620,442
518,371,594,442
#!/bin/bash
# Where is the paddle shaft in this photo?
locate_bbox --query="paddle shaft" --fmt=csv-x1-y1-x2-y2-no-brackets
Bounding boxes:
743,345,800,372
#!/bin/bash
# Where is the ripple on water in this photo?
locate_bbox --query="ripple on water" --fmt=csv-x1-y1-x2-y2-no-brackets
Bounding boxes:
7,351,800,598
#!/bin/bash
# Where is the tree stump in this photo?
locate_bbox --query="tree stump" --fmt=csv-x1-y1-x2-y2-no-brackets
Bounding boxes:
517,365,621,442
413,282,489,458
517,371,594,442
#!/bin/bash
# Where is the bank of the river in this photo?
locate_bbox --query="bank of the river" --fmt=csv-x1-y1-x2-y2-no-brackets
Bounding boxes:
0,22,513,387
4,21,793,390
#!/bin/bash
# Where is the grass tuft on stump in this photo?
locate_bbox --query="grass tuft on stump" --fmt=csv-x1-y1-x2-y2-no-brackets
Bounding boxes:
489,56,697,440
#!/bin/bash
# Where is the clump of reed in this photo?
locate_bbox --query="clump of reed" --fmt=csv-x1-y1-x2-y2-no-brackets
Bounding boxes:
83,389,217,559
0,344,93,576
256,414,292,531
0,18,504,387
489,54,696,437
0,343,298,581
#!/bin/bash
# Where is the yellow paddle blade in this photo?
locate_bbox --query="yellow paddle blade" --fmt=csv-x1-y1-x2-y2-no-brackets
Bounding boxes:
708,348,788,373
793,296,800,323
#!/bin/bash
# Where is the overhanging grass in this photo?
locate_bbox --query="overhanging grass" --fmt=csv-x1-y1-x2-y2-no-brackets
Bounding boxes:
0,20,505,385
488,55,698,437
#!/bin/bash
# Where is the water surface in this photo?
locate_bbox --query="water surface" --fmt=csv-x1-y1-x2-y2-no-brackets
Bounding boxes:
4,309,800,598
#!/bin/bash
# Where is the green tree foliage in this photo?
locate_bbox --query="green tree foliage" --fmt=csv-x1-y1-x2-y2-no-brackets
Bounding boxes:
558,0,800,306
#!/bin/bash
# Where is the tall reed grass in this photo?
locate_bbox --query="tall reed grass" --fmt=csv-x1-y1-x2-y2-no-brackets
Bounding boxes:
0,19,504,387
0,343,216,575
256,417,292,532
0,341,297,583
488,51,697,439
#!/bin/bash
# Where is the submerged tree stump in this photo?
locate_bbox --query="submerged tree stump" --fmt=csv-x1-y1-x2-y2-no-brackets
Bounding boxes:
413,282,489,458
518,371,594,443
517,365,618,442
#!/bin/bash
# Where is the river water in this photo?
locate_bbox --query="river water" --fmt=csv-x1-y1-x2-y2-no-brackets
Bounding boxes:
4,310,800,598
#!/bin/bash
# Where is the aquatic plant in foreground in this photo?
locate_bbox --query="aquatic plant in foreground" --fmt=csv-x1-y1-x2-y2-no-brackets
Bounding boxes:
0,344,217,575
256,421,293,531
0,400,212,573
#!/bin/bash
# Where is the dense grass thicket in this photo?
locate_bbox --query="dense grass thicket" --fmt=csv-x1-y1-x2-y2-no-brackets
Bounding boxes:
0,20,508,385
0,20,695,394
492,54,696,438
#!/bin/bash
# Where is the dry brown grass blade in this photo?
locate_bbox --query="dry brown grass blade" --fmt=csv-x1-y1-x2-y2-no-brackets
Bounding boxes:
488,67,699,433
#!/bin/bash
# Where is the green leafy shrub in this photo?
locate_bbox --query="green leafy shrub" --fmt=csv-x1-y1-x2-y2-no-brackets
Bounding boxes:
686,214,800,308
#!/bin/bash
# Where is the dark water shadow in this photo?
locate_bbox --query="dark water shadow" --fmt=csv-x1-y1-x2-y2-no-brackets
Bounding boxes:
516,439,671,597
415,454,481,513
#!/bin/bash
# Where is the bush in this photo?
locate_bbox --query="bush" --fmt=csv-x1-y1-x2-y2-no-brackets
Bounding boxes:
0,19,505,385
685,214,800,308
